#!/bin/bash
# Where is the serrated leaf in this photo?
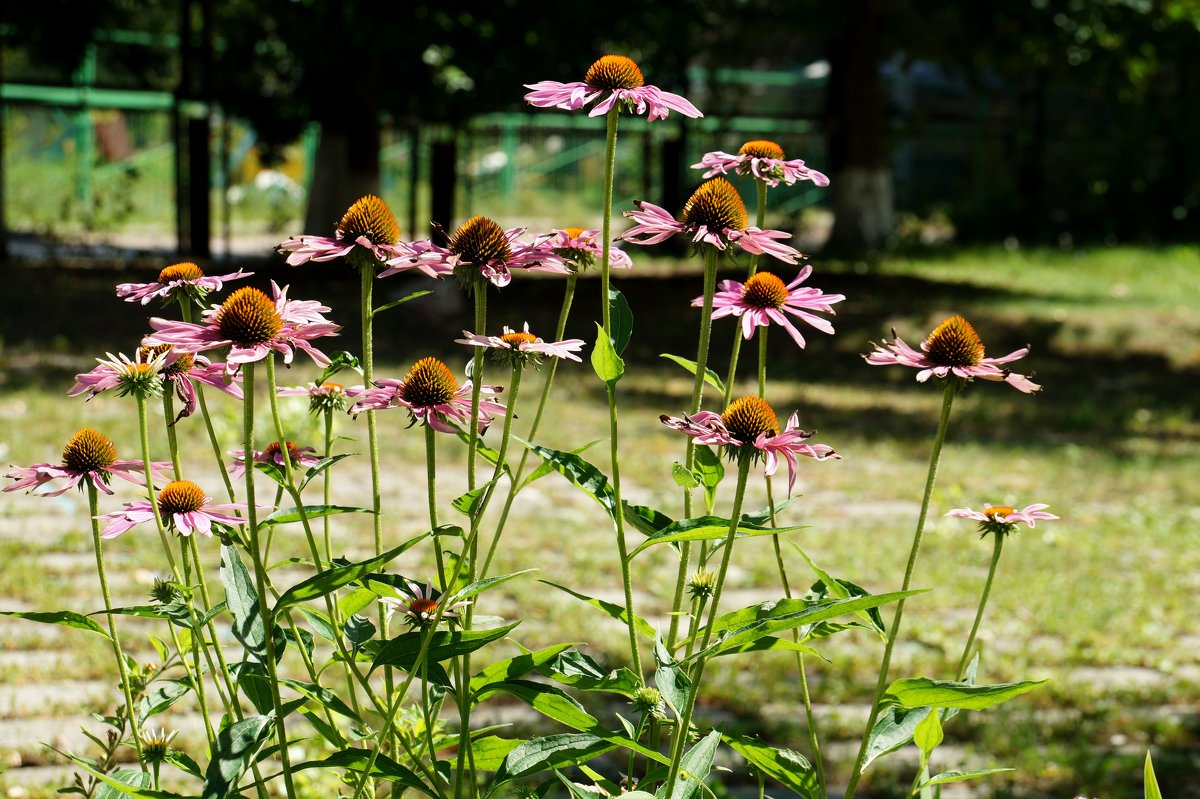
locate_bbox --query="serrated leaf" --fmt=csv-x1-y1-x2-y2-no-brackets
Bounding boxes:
917,768,1015,789
722,732,818,799
541,581,655,639
273,534,426,613
2,610,110,639
262,504,372,526
591,323,625,384
660,354,724,393
883,677,1047,711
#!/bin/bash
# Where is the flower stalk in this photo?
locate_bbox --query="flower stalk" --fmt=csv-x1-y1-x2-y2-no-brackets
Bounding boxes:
957,531,1005,680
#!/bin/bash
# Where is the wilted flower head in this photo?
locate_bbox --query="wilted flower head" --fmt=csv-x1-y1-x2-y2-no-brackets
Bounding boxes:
693,140,829,189
947,503,1059,537
623,178,803,264
116,262,252,306
3,428,167,497
98,479,247,539
381,580,470,627
661,396,838,495
388,216,569,289
542,227,632,271
278,194,413,270
457,322,585,367
703,266,845,348
525,55,702,122
866,315,1041,393
348,357,505,434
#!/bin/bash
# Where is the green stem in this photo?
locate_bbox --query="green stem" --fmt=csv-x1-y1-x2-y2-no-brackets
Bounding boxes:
240,361,298,798
664,456,752,790
180,300,237,504
86,482,146,767
162,394,183,479
600,107,619,333
482,274,577,579
135,395,181,581
322,408,335,563
467,289,487,494
957,533,1005,680
425,424,447,589
479,364,523,577
843,381,958,799
757,329,768,398
721,180,768,407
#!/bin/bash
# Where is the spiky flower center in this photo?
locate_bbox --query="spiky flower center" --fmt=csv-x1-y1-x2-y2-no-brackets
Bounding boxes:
681,178,748,233
585,55,644,90
984,506,1015,521
138,344,194,377
500,331,538,349
739,140,785,160
561,227,586,239
62,428,117,472
157,480,206,515
338,194,400,246
216,287,283,347
722,396,780,442
400,357,459,408
407,598,439,618
158,262,203,283
741,272,789,309
450,215,511,264
262,441,301,461
925,315,985,367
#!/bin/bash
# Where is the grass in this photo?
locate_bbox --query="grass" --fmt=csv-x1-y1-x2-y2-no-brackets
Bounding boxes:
0,245,1198,797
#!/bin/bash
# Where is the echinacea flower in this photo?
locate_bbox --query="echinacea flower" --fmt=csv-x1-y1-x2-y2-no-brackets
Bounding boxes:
947,503,1059,537
68,348,169,400
702,266,845,348
71,344,243,422
384,215,569,289
866,315,1041,393
457,322,585,366
138,727,179,765
228,441,321,478
278,195,420,270
98,479,247,538
693,140,829,189
660,395,838,495
278,380,350,414
116,262,252,306
3,428,168,497
525,55,702,122
145,282,341,373
348,356,504,434
541,227,632,271
623,178,803,264
380,579,470,627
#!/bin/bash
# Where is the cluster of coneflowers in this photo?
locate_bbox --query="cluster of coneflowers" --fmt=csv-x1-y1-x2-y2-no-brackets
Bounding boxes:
3,53,1056,799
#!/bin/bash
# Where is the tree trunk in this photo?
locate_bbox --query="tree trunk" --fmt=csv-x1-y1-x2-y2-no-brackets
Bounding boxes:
825,0,893,256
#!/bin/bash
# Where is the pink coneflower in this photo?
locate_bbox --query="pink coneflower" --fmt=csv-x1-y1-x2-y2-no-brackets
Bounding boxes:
116,262,253,306
98,480,247,539
348,357,504,434
660,396,838,495
228,441,322,478
3,428,168,497
693,140,830,189
947,503,1059,537
623,178,803,264
145,282,341,374
383,216,569,289
380,579,470,627
541,227,632,271
278,195,416,269
525,55,702,122
866,315,1041,393
457,322,585,366
701,267,845,348
70,345,243,422
277,380,350,414
68,348,169,400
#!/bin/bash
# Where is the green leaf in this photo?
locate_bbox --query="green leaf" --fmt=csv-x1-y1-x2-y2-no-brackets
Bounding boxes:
374,289,433,316
95,768,152,799
518,442,616,518
789,542,887,635
220,545,270,663
164,750,203,780
1145,752,1163,799
671,463,700,490
50,750,182,799
710,636,824,660
916,768,1015,789
470,643,574,695
344,614,376,648
494,734,614,785
913,708,943,758
1,609,110,639
474,680,596,730
231,661,274,715
298,453,356,491
201,714,275,799
622,502,674,537
663,730,721,799
883,677,1048,711
654,637,690,717
273,534,427,614
136,679,191,725
339,587,378,619
693,445,724,512
278,677,361,721
660,354,724,394
371,622,520,672
297,606,337,643
317,351,363,384
537,650,641,697
519,440,602,491
452,477,502,517
294,748,435,796
630,516,807,557
300,706,347,748
541,581,655,639
471,736,522,772
863,707,932,770
591,323,625,384
722,732,818,799
609,288,634,354
453,569,537,602
262,504,373,526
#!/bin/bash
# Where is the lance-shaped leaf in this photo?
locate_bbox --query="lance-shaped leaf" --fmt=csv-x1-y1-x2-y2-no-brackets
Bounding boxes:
452,569,537,603
1146,752,1163,799
520,440,602,491
374,289,433,316
220,545,273,663
711,636,824,660
471,736,522,772
262,504,373,526
654,637,690,717
49,750,182,799
660,730,721,799
298,453,356,491
541,581,655,639
273,533,427,613
660,353,724,393
372,622,520,672
494,733,615,786
622,502,674,537
882,677,1048,711
293,748,435,796
518,442,616,518
537,649,641,697
630,516,807,557
470,643,574,696
201,714,275,799
452,477,503,517
137,679,192,725
609,288,634,354
3,609,110,638
916,768,1015,790
722,732,819,799
591,323,625,384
